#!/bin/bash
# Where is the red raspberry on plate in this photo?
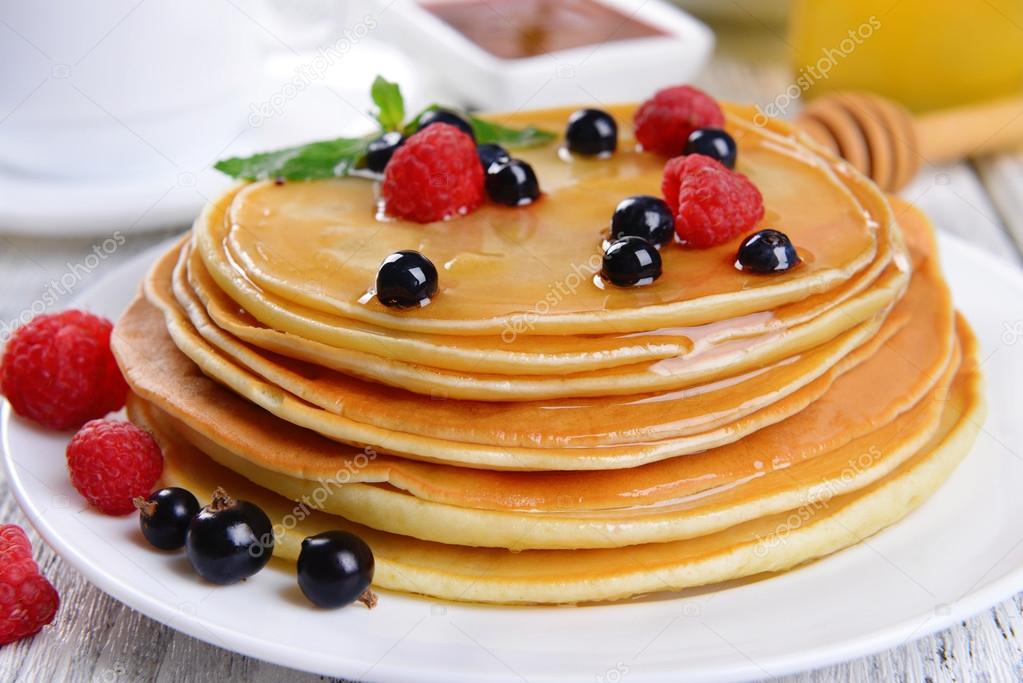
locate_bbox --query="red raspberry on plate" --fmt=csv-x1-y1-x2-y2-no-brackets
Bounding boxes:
0,310,128,431
0,524,59,645
0,525,33,563
66,419,163,516
634,85,725,156
381,123,484,223
662,154,765,248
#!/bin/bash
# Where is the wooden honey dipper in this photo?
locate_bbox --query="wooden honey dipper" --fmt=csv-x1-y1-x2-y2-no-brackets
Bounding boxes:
794,91,1023,191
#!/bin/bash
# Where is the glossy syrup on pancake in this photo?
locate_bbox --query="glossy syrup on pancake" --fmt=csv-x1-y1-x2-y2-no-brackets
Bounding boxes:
197,104,884,335
192,210,891,379
128,281,892,469
185,206,906,401
171,240,907,445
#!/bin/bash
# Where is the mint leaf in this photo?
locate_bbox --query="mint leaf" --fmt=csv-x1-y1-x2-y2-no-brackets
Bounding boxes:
403,105,555,148
214,137,372,181
469,116,556,148
371,76,405,132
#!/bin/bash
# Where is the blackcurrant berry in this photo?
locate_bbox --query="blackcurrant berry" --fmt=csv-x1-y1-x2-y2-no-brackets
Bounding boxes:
602,236,662,287
417,109,475,139
297,531,376,609
684,128,737,169
735,229,799,273
376,251,439,308
134,487,200,551
485,159,540,206
185,487,274,585
565,108,617,156
610,195,674,246
477,143,511,172
364,131,405,173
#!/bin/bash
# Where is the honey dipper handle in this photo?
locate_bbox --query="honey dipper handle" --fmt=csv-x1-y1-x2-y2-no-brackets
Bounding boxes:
915,95,1023,164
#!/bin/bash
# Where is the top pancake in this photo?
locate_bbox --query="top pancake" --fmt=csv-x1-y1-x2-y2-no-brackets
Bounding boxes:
196,104,884,336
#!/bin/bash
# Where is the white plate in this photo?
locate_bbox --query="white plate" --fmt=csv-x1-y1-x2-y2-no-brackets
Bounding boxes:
3,233,1022,682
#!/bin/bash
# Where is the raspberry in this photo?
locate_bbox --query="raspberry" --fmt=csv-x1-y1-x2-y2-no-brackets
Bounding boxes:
662,155,765,248
66,419,163,516
634,85,725,156
0,524,59,645
381,123,484,223
0,310,128,430
0,525,33,563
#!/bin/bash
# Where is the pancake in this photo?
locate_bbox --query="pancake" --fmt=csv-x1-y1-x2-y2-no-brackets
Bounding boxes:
195,211,895,377
119,290,892,469
169,242,911,445
195,198,692,376
196,104,888,336
192,160,897,379
186,226,904,400
144,334,984,603
128,321,960,549
113,298,940,515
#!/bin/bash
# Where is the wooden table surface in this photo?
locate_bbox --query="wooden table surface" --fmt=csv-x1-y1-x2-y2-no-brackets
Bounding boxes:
2,16,1023,683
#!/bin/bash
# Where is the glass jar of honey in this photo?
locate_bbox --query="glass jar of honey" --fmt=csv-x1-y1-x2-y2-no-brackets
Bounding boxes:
789,0,1023,112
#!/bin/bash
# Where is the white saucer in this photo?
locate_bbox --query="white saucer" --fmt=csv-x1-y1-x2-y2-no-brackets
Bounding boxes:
0,43,423,237
3,233,1022,682
0,170,230,237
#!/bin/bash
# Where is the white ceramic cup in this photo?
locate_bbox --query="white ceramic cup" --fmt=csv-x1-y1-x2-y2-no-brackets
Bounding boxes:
0,0,272,180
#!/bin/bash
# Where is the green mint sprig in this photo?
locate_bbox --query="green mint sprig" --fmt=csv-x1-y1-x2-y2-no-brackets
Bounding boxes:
212,138,372,181
468,116,555,148
370,75,405,132
214,75,556,181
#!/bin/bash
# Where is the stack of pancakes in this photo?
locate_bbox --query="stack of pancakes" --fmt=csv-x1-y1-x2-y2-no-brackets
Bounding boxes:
111,104,984,604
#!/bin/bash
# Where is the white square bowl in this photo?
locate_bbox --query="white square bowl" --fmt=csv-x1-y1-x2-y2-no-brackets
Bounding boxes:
380,0,715,110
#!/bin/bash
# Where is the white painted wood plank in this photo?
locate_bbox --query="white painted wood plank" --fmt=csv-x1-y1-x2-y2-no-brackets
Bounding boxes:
900,162,1022,264
975,154,1023,256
